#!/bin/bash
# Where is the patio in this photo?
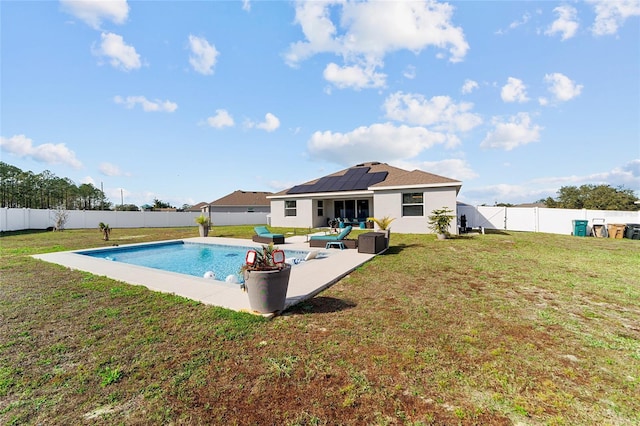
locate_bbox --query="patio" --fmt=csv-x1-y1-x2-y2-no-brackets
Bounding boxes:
32,235,376,314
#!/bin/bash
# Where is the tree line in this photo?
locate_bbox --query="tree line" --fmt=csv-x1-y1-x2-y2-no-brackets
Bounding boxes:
1,162,185,211
493,184,639,211
1,162,111,210
543,184,639,211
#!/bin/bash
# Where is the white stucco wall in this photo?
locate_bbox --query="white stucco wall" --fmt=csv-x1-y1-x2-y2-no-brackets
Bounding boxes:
372,187,458,234
269,198,314,228
268,186,459,234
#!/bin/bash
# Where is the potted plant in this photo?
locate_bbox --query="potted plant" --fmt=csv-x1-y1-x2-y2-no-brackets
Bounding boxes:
195,214,210,237
370,215,395,247
428,207,455,240
99,222,111,241
240,243,291,314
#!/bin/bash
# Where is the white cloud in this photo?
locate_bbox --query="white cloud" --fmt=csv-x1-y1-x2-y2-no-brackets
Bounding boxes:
462,159,640,205
256,113,281,132
543,73,583,102
80,176,96,185
60,0,129,29
307,122,451,165
533,159,640,189
384,92,482,134
206,109,235,128
461,79,479,94
266,179,298,192
587,0,640,36
545,5,579,40
396,158,479,181
495,12,531,35
114,95,177,112
480,112,542,151
501,77,529,103
188,35,219,75
93,32,141,71
462,183,551,206
403,65,416,80
0,134,83,169
285,1,468,88
99,162,130,177
323,62,386,90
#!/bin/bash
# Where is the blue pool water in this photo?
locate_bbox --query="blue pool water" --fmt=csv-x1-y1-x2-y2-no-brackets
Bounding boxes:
79,241,311,282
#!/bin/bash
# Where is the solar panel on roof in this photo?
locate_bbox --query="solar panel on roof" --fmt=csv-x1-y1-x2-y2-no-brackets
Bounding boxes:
314,178,334,192
336,179,354,191
370,172,387,186
286,167,387,194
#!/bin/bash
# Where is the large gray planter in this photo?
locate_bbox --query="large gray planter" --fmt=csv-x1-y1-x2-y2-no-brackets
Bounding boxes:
244,264,291,314
198,224,209,237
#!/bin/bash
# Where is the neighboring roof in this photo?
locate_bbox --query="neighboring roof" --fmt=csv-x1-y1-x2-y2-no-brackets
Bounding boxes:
273,162,461,197
185,202,209,212
210,190,273,207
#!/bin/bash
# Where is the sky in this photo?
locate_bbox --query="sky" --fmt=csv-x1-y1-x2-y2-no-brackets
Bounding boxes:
1,0,639,208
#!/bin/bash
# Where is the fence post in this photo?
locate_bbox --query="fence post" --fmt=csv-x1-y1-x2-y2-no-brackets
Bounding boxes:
503,206,507,230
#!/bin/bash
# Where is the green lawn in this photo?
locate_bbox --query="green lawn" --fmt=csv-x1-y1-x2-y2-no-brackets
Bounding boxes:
1,226,639,425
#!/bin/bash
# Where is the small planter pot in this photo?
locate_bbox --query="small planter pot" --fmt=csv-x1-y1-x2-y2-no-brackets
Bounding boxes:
244,264,291,314
436,233,447,240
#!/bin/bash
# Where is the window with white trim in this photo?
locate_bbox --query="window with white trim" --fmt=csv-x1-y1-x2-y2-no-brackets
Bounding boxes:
317,200,324,217
285,200,297,217
402,192,424,216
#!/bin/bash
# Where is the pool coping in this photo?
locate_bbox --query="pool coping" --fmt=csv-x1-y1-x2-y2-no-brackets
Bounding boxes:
32,236,377,315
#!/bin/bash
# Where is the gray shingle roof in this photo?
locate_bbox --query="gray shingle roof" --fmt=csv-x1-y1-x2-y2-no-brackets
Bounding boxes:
210,190,273,206
273,162,460,196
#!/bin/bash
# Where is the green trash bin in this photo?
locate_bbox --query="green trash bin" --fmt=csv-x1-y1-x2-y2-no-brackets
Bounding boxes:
625,224,640,240
572,220,588,237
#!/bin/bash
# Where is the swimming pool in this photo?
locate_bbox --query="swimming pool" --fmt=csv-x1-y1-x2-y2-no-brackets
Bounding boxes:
79,241,311,282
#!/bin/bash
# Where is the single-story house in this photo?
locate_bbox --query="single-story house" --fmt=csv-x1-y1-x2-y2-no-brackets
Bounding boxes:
208,190,272,214
268,162,462,234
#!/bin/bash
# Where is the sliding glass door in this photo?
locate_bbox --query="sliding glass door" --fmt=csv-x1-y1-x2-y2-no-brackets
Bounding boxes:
333,199,369,219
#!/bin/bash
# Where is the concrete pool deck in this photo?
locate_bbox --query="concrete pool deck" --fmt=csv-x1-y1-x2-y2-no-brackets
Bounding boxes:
32,235,377,314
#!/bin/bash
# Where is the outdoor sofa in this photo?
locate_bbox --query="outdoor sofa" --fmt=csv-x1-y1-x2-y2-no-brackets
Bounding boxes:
252,226,285,244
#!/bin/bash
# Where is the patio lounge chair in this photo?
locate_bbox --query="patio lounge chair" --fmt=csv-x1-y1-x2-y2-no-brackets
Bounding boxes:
308,226,357,249
252,226,285,244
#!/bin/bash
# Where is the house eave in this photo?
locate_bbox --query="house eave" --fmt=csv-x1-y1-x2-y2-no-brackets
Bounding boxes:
371,182,462,191
268,190,373,200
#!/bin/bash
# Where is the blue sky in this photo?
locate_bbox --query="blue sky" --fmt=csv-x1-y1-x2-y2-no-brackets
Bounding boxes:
2,0,639,208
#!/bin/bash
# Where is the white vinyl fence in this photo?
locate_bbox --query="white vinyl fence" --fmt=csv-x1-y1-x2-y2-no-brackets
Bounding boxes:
2,206,638,236
0,208,268,232
457,205,640,236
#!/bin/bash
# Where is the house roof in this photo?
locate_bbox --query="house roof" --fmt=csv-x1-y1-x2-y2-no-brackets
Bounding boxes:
273,162,461,197
185,202,209,211
210,190,272,207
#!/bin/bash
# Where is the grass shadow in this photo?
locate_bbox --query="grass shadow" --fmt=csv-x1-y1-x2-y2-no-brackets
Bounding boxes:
0,228,52,237
384,243,424,255
286,296,357,315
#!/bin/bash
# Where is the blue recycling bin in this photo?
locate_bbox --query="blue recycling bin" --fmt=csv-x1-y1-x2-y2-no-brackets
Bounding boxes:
572,220,588,237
